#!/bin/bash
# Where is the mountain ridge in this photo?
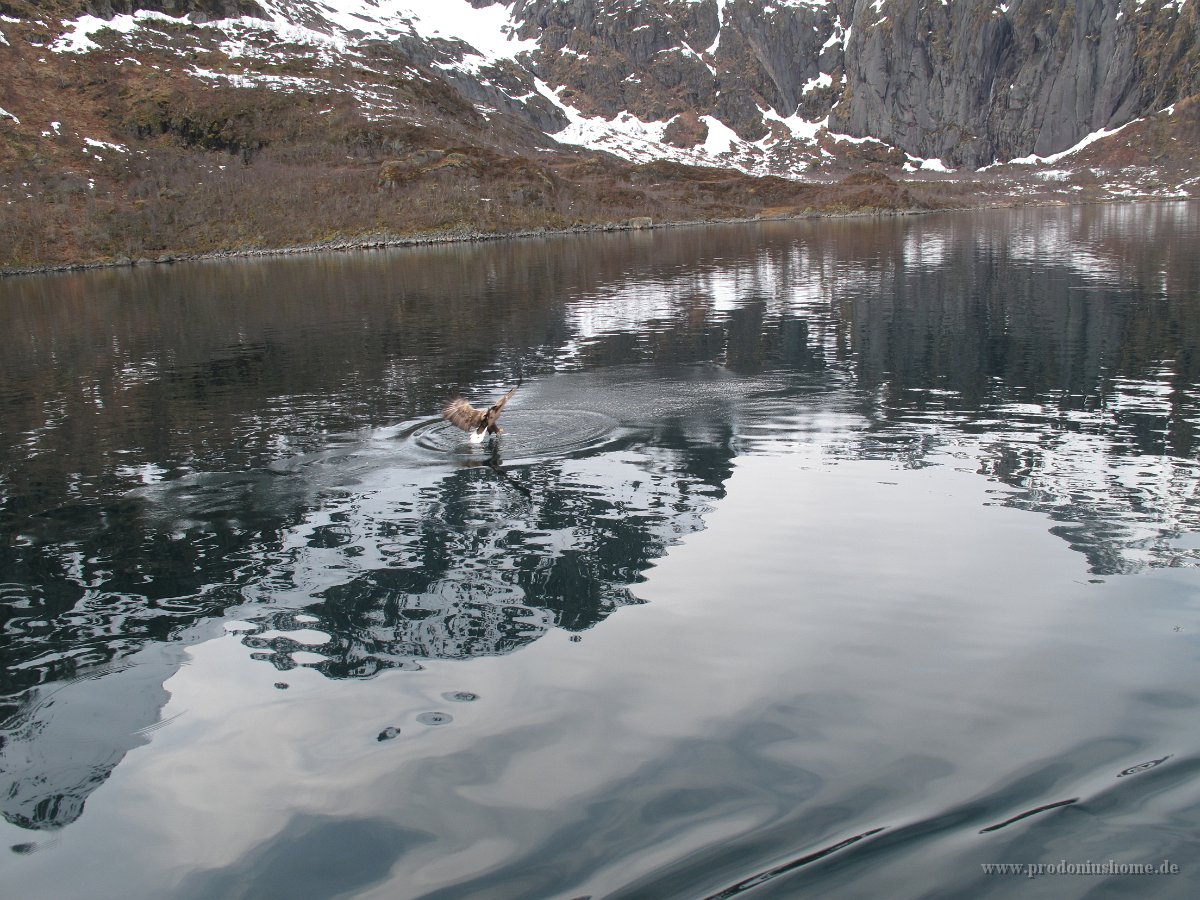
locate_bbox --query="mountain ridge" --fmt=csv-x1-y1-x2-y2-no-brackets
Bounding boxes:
0,0,1197,268
15,0,1200,169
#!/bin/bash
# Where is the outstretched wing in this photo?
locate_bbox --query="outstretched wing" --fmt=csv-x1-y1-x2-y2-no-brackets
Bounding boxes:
442,398,486,433
487,379,521,418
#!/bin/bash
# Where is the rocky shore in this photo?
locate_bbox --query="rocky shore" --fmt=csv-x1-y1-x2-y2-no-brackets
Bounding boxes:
0,211,888,278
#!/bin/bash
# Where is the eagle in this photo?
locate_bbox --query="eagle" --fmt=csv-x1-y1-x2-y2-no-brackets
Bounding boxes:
442,379,521,444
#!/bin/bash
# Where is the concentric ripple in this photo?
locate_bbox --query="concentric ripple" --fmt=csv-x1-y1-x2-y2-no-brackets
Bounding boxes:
395,409,621,465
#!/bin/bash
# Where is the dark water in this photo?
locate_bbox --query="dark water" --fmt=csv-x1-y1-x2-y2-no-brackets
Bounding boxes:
2,204,1200,898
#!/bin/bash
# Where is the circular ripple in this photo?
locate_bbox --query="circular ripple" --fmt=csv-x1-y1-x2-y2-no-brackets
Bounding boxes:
1118,755,1171,777
395,409,619,465
416,711,453,726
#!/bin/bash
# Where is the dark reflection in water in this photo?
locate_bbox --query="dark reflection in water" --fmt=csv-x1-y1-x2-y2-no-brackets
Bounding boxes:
173,814,433,900
1,204,1199,892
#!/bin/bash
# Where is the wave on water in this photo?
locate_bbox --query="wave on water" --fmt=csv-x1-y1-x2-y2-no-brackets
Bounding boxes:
396,408,623,467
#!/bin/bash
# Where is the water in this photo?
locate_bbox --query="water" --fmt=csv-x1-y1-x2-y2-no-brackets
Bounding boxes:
1,204,1199,898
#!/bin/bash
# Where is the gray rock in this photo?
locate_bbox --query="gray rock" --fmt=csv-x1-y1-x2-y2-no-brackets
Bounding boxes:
83,1,267,22
508,0,1199,166
53,0,1200,170
834,0,1200,167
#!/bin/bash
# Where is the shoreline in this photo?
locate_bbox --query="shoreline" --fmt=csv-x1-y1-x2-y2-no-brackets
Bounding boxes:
0,209,920,279
0,196,1185,279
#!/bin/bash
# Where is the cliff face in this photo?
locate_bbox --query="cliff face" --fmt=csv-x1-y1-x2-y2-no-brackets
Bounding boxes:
834,0,1200,167
1,0,1197,267
505,0,1200,167
81,0,266,20
8,0,1198,170
512,0,852,141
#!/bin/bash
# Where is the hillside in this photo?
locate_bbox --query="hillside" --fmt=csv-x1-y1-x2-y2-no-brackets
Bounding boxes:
0,0,1197,269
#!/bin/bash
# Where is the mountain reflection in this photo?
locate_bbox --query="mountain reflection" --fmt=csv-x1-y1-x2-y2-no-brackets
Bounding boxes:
237,420,731,679
1,203,1199,833
828,207,1200,574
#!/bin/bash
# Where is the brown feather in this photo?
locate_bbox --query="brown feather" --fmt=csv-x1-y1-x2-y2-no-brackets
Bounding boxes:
442,379,521,435
487,382,519,419
442,397,486,433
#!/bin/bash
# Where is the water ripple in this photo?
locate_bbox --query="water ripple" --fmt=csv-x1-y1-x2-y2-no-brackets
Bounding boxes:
397,409,622,466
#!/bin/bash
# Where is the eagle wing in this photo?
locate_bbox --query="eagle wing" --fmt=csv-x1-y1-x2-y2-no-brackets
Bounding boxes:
442,397,487,433
487,380,521,418
443,379,521,435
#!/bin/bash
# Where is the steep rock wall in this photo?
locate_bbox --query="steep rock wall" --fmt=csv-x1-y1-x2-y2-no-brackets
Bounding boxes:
834,0,1200,166
82,1,265,21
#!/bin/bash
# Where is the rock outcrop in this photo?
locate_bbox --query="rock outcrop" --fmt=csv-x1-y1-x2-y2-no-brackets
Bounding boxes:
12,0,1200,170
503,0,1200,166
512,0,849,140
82,0,266,21
834,0,1200,167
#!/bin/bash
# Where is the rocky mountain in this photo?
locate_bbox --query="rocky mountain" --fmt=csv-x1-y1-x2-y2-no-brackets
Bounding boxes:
5,0,1198,167
515,0,1200,171
836,0,1200,167
0,0,1197,267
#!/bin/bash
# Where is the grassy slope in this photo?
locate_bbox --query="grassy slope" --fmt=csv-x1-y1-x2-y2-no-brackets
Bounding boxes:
0,6,1196,270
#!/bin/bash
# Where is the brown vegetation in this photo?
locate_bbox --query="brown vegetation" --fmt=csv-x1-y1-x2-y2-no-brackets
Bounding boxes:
0,57,958,270
0,5,1196,271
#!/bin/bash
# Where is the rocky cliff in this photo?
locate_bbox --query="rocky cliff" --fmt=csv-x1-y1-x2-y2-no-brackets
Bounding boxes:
6,0,1198,170
1,0,1198,267
834,0,1200,167
80,0,266,19
511,0,1200,168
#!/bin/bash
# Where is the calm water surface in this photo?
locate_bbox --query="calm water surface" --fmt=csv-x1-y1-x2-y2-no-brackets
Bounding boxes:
2,205,1200,898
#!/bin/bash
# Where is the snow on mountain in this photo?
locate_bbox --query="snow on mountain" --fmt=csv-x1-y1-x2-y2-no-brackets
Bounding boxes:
54,1,533,62
537,81,835,177
18,0,1200,180
43,0,843,174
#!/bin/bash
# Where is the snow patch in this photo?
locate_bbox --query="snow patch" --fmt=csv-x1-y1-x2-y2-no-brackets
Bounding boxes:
84,137,128,153
1135,0,1189,11
51,11,175,53
1007,119,1140,166
254,0,536,70
541,85,671,160
53,2,535,73
0,106,18,124
822,18,846,51
661,42,716,75
706,0,729,54
802,72,833,94
538,79,827,177
760,108,826,142
700,115,740,155
827,130,886,146
190,64,323,93
902,153,954,173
